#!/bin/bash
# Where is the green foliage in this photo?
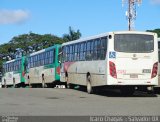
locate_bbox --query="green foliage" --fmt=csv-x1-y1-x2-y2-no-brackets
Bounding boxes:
0,27,82,72
146,28,160,37
63,26,82,42
0,32,64,53
0,32,65,72
8,32,64,51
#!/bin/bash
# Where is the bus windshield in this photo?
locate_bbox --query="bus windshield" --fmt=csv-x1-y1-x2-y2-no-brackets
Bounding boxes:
114,34,154,53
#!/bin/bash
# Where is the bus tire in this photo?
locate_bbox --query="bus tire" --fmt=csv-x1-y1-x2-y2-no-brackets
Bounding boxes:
4,79,7,88
42,74,45,88
65,79,74,89
13,78,16,88
66,78,72,89
87,74,93,94
28,75,31,88
67,83,71,89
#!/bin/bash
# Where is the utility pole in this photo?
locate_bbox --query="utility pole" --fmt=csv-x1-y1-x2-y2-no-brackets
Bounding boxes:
122,0,142,31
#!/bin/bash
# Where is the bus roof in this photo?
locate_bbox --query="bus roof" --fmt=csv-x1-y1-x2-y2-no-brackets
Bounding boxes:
3,57,22,64
4,59,16,64
29,44,60,56
62,31,156,46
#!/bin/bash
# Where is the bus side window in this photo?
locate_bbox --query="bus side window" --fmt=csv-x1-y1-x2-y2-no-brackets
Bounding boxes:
33,56,35,67
66,46,69,62
48,51,52,64
42,53,45,65
75,44,77,61
65,46,67,62
86,41,91,61
97,38,101,60
2,64,5,75
94,40,98,60
77,43,80,61
62,46,65,63
101,37,107,60
72,45,75,61
13,61,16,71
39,54,41,66
84,42,86,61
70,45,73,62
90,40,94,60
80,43,84,61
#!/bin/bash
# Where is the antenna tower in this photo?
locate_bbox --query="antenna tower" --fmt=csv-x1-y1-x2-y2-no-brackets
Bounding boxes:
122,0,142,31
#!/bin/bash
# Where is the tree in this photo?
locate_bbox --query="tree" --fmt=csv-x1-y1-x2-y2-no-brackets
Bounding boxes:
3,32,64,54
63,26,82,42
0,32,65,72
146,28,160,37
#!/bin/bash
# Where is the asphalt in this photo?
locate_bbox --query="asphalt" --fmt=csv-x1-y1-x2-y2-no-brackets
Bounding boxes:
0,88,160,116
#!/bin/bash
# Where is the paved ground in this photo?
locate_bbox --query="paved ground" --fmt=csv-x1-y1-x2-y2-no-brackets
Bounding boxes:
0,88,160,116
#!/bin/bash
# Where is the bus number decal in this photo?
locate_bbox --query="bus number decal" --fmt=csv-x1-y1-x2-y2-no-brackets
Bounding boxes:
117,70,126,74
109,52,116,59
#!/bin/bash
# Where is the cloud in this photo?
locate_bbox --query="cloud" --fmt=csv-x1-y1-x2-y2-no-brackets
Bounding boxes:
0,9,30,24
150,0,160,5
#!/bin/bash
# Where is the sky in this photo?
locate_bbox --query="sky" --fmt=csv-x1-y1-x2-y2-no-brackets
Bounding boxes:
0,0,160,44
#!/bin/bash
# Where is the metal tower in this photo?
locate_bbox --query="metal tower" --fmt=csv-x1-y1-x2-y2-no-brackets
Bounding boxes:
122,0,142,31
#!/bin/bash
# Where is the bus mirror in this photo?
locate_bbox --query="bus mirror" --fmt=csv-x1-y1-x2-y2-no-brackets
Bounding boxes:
59,61,61,64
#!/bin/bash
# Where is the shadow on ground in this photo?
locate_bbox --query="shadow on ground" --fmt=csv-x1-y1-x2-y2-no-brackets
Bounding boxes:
72,85,158,98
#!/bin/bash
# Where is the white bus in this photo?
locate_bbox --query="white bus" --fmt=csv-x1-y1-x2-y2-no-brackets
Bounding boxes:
60,31,158,95
2,60,15,87
2,56,27,88
26,45,61,88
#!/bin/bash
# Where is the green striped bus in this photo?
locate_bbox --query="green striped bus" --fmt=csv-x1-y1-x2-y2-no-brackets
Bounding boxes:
2,56,27,88
26,44,61,87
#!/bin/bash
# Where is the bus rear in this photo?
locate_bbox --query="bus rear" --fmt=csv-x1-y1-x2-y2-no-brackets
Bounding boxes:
107,31,158,93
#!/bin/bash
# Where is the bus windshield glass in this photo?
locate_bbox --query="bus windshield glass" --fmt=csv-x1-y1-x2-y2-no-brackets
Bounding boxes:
114,34,154,53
